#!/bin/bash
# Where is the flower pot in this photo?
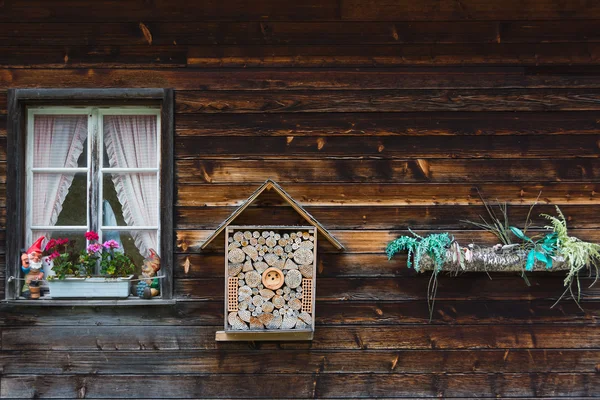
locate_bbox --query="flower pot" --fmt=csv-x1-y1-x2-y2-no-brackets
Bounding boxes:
29,285,41,299
47,275,134,299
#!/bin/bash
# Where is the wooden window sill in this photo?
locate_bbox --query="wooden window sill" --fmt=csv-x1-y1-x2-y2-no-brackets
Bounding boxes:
3,298,177,306
215,330,314,341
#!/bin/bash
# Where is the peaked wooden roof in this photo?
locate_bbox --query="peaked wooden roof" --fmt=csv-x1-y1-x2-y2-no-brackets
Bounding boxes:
201,179,344,250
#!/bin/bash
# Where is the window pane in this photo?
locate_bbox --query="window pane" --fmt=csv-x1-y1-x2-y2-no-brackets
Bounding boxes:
101,230,159,275
33,114,88,168
103,115,158,168
32,173,87,227
102,173,158,227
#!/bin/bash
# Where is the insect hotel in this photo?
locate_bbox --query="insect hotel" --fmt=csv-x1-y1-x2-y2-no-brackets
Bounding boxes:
200,180,344,341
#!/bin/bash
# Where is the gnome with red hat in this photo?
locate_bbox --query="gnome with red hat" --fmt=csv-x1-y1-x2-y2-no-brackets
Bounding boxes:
21,236,45,298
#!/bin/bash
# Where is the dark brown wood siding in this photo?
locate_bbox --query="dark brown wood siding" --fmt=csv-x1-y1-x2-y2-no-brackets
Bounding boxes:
1,1,599,398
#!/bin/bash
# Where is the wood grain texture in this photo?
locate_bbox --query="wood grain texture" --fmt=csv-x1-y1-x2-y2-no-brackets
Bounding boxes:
175,204,600,229
3,325,600,351
341,0,600,21
175,182,600,206
174,135,600,159
175,159,600,183
5,68,600,90
2,373,598,398
175,90,600,113
2,349,599,374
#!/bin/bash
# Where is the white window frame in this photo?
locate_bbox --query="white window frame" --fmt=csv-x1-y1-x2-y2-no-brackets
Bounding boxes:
25,106,162,274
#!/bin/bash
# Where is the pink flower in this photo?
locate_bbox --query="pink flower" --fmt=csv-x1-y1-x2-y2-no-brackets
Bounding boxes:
85,231,99,241
103,240,120,250
45,239,57,252
56,238,69,246
48,251,60,261
87,243,103,254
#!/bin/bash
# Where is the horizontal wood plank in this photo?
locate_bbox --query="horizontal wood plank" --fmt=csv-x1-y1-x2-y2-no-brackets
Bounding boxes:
176,182,600,206
5,68,600,90
0,46,187,68
175,90,600,113
1,349,598,374
187,43,600,67
3,325,600,351
2,373,598,398
0,0,339,22
341,0,600,21
175,204,600,230
174,135,600,159
2,300,597,326
175,159,600,184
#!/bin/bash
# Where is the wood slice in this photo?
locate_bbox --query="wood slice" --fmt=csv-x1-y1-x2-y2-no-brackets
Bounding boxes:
254,304,263,314
260,289,275,300
228,248,245,264
238,309,251,323
276,289,284,295
283,294,291,301
244,231,252,240
228,312,249,331
292,243,299,250
258,237,266,245
274,233,281,240
254,261,268,273
245,271,261,288
253,231,260,238
284,259,299,270
264,253,279,266
289,298,302,310
241,240,249,247
238,279,246,287
242,260,254,272
249,316,264,330
285,244,293,253
272,295,285,309
285,270,303,289
228,242,241,251
252,295,264,307
302,232,310,240
233,232,244,242
262,231,270,238
239,286,253,298
266,315,282,329
228,263,243,277
242,246,259,261
239,300,249,310
258,312,274,326
274,246,284,256
262,301,274,313
299,264,313,278
250,238,258,246
295,237,302,244
293,248,314,265
266,237,277,248
282,314,298,329
283,286,291,294
298,312,312,325
299,241,314,250
296,320,308,330
274,258,285,269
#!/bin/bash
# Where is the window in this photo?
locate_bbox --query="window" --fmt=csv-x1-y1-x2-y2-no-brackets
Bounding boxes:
6,89,174,301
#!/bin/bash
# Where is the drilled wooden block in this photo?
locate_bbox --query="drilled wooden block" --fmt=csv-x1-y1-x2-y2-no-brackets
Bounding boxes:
301,278,313,314
228,277,239,312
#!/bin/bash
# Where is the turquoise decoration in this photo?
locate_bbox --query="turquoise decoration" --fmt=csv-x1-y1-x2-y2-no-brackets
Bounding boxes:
386,230,453,272
509,227,557,271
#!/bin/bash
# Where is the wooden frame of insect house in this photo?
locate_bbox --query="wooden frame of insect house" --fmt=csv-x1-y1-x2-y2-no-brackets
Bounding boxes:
200,179,343,341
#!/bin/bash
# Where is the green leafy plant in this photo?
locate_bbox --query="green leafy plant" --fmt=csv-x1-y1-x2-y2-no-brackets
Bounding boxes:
543,206,600,308
44,238,79,280
99,239,136,278
509,226,558,271
387,230,454,320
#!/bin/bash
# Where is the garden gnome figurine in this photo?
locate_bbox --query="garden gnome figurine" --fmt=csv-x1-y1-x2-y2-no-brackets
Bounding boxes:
136,249,161,299
21,236,45,299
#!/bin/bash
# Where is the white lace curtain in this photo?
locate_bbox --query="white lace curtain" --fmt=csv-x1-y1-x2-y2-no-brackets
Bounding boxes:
32,115,88,239
103,115,158,258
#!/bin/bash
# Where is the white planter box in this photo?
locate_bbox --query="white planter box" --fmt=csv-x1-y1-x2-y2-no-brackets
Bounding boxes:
48,275,133,298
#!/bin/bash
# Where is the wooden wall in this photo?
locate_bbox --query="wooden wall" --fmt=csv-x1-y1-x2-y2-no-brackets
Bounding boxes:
1,1,600,398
